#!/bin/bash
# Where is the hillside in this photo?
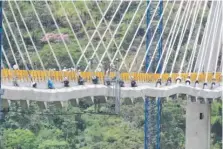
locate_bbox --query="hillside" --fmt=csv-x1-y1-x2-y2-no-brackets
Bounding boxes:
3,1,210,72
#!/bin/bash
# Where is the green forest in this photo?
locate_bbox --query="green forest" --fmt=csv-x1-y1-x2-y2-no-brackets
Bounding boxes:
0,1,222,149
2,1,212,71
0,99,222,149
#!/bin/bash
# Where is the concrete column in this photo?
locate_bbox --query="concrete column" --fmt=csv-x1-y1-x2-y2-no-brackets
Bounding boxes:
186,100,211,149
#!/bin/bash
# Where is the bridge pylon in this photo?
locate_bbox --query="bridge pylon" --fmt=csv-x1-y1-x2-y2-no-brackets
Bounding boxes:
186,98,211,149
0,1,4,120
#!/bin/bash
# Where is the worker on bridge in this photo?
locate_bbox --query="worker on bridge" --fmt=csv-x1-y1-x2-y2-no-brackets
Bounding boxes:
12,64,19,87
112,76,124,87
12,77,19,87
77,70,85,85
28,72,37,88
92,76,99,84
156,78,162,87
31,81,37,88
63,77,69,87
104,69,111,86
130,76,137,87
166,77,172,86
47,79,55,89
119,79,124,87
78,76,84,85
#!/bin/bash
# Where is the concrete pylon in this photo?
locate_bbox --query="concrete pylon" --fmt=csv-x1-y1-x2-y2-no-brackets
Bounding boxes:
186,2,222,149
186,99,211,149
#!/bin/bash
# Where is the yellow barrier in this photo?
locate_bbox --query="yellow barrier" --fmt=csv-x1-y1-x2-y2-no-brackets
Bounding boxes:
1,69,222,83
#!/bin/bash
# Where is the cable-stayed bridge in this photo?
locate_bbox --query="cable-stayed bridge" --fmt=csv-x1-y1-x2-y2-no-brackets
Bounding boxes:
0,1,222,149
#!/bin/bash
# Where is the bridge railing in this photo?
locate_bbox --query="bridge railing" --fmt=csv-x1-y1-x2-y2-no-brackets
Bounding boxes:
1,69,221,83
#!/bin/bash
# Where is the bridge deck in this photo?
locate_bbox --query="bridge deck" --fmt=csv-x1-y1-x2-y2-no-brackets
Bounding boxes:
1,69,222,108
2,82,222,102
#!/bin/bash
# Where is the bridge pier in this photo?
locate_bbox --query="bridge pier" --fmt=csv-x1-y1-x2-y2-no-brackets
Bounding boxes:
186,98,211,149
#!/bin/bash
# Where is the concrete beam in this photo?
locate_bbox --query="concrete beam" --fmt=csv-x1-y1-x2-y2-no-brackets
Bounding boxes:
1,84,222,102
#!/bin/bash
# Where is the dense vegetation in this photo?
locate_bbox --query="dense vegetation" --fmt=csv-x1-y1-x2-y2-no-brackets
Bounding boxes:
2,1,211,71
0,100,221,149
0,1,221,149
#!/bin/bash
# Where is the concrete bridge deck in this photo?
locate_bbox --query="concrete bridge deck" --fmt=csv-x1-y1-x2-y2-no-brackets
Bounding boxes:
2,82,222,102
1,69,222,108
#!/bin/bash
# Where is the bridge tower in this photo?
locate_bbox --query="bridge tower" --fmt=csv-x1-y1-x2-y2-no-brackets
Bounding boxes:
0,1,3,120
144,0,163,149
186,1,222,149
144,0,151,148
